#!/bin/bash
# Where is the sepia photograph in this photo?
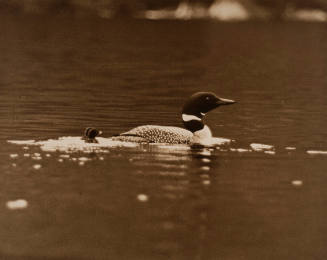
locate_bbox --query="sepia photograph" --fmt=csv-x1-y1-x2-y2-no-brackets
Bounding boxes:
1,0,327,259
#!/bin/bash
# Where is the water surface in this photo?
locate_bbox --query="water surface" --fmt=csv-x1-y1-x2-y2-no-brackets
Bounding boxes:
1,15,327,260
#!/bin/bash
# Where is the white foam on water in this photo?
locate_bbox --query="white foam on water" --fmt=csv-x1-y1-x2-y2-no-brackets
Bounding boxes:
78,157,89,162
143,0,251,21
307,150,327,155
211,137,232,145
209,0,249,21
201,166,210,171
264,151,276,155
6,199,28,210
8,136,139,153
8,136,233,162
286,8,327,22
292,180,303,186
154,144,191,152
285,147,296,150
230,148,251,153
137,194,149,202
250,143,274,151
33,164,42,170
9,140,36,145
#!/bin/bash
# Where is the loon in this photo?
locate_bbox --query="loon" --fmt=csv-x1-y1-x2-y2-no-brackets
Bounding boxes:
82,127,102,143
83,92,235,145
107,92,235,145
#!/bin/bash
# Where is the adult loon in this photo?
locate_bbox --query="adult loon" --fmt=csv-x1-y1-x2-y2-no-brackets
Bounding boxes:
84,92,235,145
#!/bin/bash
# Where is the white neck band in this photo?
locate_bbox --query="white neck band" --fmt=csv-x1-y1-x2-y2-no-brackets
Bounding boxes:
182,114,202,122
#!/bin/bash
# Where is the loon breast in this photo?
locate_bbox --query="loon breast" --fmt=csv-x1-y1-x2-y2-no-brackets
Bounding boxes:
112,125,193,144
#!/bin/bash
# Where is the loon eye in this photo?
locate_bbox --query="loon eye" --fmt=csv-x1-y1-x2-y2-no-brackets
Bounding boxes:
205,96,210,101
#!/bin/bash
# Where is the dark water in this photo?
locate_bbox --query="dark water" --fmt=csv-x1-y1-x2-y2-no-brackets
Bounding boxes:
1,15,327,260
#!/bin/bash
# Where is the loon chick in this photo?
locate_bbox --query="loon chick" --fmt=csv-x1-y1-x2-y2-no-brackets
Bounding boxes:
111,92,235,145
82,127,102,143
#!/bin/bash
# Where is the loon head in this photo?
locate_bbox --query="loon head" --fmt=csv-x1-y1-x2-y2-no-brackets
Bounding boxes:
182,92,235,133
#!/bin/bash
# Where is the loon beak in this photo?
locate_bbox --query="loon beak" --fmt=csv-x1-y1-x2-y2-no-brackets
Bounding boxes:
216,97,235,106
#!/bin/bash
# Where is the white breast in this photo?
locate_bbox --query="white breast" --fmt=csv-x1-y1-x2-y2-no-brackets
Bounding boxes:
191,125,213,145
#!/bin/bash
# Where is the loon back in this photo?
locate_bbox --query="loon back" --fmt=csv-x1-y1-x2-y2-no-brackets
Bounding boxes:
112,125,193,144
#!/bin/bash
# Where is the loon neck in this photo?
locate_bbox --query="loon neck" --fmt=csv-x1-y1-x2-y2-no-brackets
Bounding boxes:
182,113,205,133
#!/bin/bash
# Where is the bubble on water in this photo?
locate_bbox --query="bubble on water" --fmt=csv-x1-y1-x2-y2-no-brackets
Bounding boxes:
34,153,41,157
6,199,28,210
99,157,104,160
23,153,30,157
137,194,149,202
285,147,296,150
292,180,303,186
12,163,17,167
201,158,211,163
10,154,19,159
264,151,276,155
46,154,51,157
79,161,85,166
58,158,64,163
59,154,70,159
202,180,211,185
33,164,42,170
32,156,42,160
201,166,210,171
78,157,89,162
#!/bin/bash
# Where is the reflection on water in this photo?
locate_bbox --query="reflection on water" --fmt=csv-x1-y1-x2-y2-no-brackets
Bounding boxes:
1,16,327,260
